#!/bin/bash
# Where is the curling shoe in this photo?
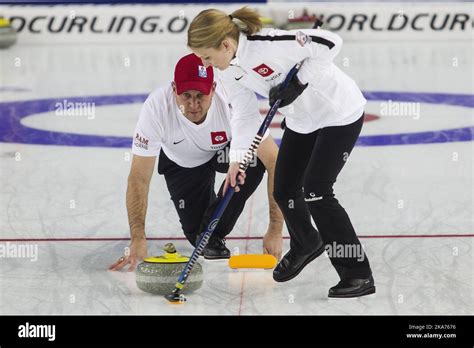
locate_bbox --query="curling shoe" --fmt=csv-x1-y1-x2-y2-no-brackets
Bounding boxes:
328,275,376,298
197,234,231,260
273,239,325,282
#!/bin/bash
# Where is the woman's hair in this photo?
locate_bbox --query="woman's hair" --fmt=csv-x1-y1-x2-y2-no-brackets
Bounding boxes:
188,7,263,49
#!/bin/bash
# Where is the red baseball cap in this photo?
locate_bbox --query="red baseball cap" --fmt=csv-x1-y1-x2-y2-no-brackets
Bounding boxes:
174,53,214,95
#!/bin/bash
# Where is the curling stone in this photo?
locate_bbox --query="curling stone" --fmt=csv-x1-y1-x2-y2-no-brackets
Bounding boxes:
0,17,17,49
136,243,203,295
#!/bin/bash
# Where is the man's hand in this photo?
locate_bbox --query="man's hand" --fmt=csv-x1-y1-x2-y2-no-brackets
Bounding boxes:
223,161,246,194
263,228,283,261
108,238,148,272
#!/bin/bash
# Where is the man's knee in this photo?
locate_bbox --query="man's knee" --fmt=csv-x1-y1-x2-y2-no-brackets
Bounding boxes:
183,230,198,247
248,157,266,180
180,214,205,247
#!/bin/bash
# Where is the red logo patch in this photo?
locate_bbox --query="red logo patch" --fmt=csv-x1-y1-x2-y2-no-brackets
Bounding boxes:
252,64,274,77
211,131,228,145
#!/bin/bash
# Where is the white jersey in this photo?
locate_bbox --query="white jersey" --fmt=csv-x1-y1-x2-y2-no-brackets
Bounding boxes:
217,28,366,134
131,83,266,168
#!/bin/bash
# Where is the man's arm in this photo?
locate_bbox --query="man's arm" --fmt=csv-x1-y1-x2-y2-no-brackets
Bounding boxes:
126,155,156,240
256,135,284,259
109,154,156,271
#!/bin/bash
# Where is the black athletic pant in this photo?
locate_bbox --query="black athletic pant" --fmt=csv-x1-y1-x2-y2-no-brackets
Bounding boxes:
273,114,372,279
158,145,266,247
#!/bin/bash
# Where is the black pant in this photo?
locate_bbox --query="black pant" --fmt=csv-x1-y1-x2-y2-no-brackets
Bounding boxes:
273,114,372,279
158,145,266,246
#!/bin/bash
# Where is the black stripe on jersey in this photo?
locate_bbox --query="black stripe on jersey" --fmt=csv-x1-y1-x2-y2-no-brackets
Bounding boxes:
247,35,335,49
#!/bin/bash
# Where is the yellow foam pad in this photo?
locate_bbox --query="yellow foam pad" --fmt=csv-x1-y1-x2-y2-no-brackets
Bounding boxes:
228,254,277,269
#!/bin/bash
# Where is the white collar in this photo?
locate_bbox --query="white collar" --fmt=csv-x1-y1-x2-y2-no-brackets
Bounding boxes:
229,33,247,67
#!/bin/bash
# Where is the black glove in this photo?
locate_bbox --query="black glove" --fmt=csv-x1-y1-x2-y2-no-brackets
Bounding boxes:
269,74,308,108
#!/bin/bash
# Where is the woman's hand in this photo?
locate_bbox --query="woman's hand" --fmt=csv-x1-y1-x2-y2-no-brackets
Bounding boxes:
223,161,246,194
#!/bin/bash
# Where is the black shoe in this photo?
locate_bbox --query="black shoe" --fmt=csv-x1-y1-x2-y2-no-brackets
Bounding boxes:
196,234,231,260
328,275,376,298
273,240,325,282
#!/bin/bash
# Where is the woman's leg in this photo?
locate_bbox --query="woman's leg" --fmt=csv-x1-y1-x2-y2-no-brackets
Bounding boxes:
303,115,372,280
273,127,322,254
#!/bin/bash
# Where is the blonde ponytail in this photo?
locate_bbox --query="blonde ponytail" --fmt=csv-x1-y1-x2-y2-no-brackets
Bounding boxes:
188,6,263,49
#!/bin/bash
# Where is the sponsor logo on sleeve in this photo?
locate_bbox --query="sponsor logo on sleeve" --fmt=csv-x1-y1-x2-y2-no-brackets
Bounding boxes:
252,63,274,77
134,133,149,150
296,31,313,47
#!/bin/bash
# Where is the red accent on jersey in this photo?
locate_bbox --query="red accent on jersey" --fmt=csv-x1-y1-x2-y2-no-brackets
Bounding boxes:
252,64,274,77
211,131,228,145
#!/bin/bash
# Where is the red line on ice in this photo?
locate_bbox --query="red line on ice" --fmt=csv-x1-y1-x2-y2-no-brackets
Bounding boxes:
0,234,472,242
